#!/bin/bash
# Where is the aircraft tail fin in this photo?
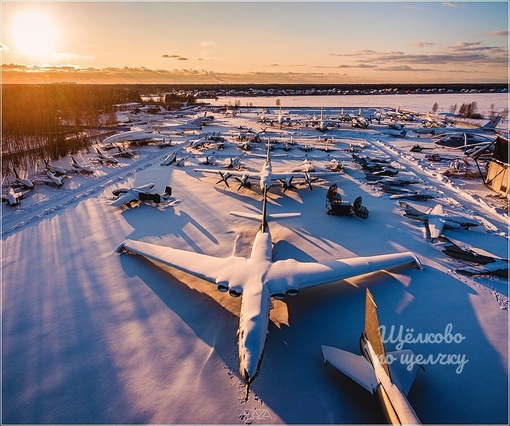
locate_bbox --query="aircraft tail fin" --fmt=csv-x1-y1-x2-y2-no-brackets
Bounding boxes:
364,289,391,379
481,116,501,130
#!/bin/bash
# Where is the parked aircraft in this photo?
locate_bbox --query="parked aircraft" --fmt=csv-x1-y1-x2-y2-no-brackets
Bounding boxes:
12,168,34,189
434,133,494,148
350,109,370,129
112,183,172,206
441,238,508,278
398,201,480,239
259,107,300,129
116,188,421,398
103,128,165,145
45,170,65,187
96,148,119,165
194,141,324,192
2,186,23,206
411,128,437,136
71,156,94,173
322,289,422,424
45,161,67,176
384,129,407,138
421,112,447,128
161,151,177,166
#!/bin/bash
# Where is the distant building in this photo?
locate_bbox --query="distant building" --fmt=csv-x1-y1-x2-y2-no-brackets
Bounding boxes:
485,136,509,197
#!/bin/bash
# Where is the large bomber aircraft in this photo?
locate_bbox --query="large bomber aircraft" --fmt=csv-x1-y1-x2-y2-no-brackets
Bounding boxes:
194,141,329,192
116,187,421,399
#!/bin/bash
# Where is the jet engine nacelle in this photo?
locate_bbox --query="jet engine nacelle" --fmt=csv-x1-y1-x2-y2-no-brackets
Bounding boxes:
286,289,299,297
229,286,242,298
218,284,229,292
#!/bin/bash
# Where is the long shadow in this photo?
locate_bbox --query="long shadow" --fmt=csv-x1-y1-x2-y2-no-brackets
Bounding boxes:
2,208,152,424
118,251,241,375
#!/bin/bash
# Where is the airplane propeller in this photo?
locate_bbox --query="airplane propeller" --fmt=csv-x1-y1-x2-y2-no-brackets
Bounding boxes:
300,172,318,191
235,175,251,191
281,176,295,193
216,171,231,187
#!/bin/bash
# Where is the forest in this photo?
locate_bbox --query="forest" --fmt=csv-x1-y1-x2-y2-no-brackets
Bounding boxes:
2,84,142,174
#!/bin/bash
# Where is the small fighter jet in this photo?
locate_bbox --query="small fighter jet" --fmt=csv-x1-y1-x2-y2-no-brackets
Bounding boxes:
398,201,480,239
71,157,94,174
441,238,508,278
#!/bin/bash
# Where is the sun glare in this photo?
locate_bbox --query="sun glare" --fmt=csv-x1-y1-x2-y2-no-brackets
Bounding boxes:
11,10,58,58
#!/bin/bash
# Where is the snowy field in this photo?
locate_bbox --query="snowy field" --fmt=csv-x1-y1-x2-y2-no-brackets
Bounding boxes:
2,94,508,424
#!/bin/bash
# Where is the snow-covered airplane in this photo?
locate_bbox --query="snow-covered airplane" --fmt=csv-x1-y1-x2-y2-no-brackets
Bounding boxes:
45,170,65,187
116,188,421,398
2,186,23,206
322,289,422,424
112,183,173,207
96,148,119,165
194,141,325,192
12,168,34,189
260,107,300,129
350,109,370,129
103,128,165,145
398,201,480,239
441,238,508,278
71,156,94,173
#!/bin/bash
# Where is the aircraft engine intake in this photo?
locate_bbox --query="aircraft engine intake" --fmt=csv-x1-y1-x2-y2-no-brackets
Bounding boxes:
286,289,299,297
218,284,229,292
229,288,242,298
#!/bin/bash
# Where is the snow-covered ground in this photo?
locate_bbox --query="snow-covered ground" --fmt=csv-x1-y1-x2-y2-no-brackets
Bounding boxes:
2,95,508,424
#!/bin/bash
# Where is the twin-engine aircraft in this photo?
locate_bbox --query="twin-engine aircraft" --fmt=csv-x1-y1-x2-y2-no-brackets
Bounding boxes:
116,187,421,398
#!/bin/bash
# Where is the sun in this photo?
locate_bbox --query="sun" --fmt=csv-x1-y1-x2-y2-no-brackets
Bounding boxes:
11,10,59,58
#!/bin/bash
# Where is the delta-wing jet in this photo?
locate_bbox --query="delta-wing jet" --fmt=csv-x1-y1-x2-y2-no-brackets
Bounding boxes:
399,201,480,239
116,188,421,398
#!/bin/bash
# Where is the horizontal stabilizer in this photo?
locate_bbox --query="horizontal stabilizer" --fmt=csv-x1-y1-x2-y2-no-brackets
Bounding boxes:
321,345,378,393
386,350,421,395
229,210,301,221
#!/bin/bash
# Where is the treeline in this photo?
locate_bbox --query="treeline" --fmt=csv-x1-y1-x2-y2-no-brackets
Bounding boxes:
2,84,141,174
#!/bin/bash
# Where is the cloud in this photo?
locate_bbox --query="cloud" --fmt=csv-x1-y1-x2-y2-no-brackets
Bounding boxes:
330,41,508,67
412,41,437,48
485,30,509,37
162,54,188,60
377,65,436,72
442,2,461,8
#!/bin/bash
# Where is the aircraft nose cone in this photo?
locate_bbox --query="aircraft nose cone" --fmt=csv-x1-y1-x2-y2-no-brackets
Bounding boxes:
241,369,251,384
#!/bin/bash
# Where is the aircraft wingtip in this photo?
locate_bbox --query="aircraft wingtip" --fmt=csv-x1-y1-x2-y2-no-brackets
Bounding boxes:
115,241,127,253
